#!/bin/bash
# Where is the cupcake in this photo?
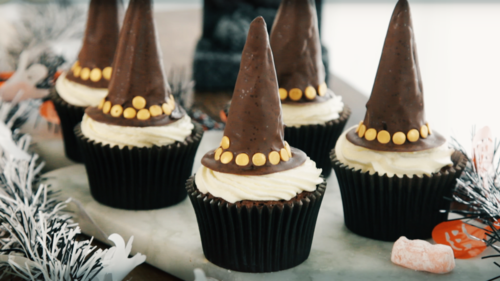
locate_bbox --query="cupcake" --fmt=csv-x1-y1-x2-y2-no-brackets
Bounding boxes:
269,0,350,178
330,0,466,241
51,0,122,162
75,0,203,210
187,17,325,273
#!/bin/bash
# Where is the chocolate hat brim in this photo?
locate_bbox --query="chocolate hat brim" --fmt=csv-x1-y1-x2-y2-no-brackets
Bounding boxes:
202,147,307,176
345,127,446,152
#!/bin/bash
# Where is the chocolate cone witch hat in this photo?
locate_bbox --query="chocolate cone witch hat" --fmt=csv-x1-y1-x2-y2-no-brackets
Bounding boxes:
86,0,185,127
66,0,123,89
346,0,445,152
202,17,306,176
270,0,330,104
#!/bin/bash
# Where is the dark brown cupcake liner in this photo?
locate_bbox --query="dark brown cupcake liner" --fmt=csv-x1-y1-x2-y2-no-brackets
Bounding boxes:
284,105,350,178
75,122,204,210
50,88,86,162
186,176,327,273
330,150,467,241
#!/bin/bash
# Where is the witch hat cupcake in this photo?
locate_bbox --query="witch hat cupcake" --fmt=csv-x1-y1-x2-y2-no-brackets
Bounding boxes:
270,0,350,177
187,17,325,272
331,0,466,241
52,0,122,162
75,0,203,210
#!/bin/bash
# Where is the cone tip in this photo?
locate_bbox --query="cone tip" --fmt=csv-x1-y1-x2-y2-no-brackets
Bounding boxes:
251,16,266,28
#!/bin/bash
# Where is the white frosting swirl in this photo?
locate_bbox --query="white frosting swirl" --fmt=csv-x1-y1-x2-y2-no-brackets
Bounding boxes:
55,72,108,107
282,90,344,127
195,157,323,203
335,127,454,177
81,114,194,148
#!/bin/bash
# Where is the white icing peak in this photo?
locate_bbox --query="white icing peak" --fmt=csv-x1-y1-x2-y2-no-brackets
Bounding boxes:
55,72,108,107
282,90,344,127
81,114,194,148
335,126,454,178
195,157,323,203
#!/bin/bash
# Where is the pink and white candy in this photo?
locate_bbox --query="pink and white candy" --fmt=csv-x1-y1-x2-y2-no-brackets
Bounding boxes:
391,236,455,274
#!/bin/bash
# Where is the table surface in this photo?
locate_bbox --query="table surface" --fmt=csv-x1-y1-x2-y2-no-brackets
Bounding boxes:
43,130,499,281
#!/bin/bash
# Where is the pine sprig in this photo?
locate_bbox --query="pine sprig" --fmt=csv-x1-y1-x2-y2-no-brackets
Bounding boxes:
0,100,145,280
450,134,500,219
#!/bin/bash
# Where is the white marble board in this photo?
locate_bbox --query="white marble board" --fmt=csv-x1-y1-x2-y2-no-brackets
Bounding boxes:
43,131,497,281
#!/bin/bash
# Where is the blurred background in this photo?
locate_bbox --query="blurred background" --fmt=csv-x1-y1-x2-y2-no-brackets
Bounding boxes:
0,0,498,148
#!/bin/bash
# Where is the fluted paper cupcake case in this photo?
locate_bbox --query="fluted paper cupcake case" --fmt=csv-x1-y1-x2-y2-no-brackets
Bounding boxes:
330,150,467,241
50,88,86,162
186,177,327,273
75,122,203,210
284,106,351,178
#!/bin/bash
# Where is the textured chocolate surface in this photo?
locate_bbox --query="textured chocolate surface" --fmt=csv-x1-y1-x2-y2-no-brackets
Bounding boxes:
66,0,122,89
270,0,330,104
202,17,306,175
86,0,184,127
347,0,445,152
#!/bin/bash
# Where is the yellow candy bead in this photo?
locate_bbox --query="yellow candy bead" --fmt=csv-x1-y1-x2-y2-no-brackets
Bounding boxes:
214,148,223,161
355,121,363,133
162,103,172,115
102,101,111,114
167,96,176,111
90,68,102,82
279,88,288,100
318,82,327,96
110,105,123,117
284,141,292,157
71,61,79,71
289,88,302,101
358,124,366,138
137,109,151,120
426,123,432,135
365,128,377,141
73,66,82,77
221,151,233,164
123,107,136,119
235,153,250,166
102,67,112,80
252,153,266,166
305,86,317,100
149,105,163,117
269,151,280,165
280,148,290,161
221,136,230,149
80,68,90,81
98,98,105,110
407,129,420,142
132,96,146,110
377,130,391,144
420,125,429,139
393,132,406,145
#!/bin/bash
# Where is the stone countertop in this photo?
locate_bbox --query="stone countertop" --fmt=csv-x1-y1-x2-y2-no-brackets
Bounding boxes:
43,130,498,281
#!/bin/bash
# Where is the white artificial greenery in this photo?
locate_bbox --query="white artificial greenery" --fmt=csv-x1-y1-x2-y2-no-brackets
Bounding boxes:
0,100,145,280
451,129,500,219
